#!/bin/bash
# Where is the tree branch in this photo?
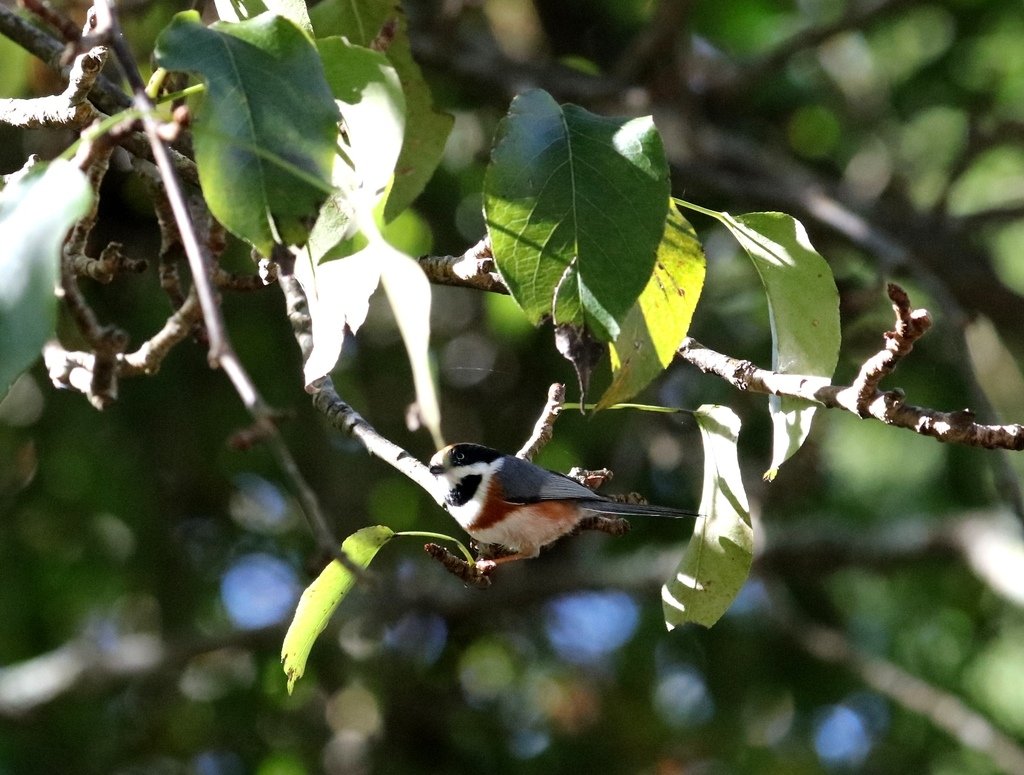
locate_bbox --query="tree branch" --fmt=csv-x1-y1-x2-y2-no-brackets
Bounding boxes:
516,382,565,460
280,275,443,503
416,237,507,294
680,283,1024,449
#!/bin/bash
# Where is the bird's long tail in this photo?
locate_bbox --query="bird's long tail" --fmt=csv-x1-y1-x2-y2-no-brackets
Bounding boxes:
582,499,699,519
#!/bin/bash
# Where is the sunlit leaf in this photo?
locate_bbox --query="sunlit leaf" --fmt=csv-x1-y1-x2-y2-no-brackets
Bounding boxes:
294,249,380,385
154,11,338,255
310,0,452,220
212,0,312,34
294,36,439,446
281,525,394,693
662,405,751,630
0,161,92,399
718,212,840,479
598,203,706,410
379,247,444,449
306,36,405,262
483,89,670,341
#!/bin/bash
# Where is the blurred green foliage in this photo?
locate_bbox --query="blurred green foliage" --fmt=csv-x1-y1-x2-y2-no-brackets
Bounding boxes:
2,0,1024,774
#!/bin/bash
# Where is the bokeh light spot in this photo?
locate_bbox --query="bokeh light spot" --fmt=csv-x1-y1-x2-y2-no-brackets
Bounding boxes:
220,553,299,630
544,591,639,664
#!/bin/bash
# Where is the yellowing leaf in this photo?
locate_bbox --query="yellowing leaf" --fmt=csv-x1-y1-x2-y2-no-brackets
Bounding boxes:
281,525,394,693
598,203,705,410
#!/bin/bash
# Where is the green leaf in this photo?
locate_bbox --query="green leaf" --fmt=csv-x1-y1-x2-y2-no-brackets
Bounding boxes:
483,89,670,342
281,525,394,694
310,0,452,220
597,203,706,410
717,212,840,479
662,405,752,630
309,0,388,46
154,11,338,255
0,34,30,97
0,161,93,399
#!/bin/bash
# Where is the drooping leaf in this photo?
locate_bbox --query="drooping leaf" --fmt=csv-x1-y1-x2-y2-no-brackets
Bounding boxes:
379,247,444,449
662,405,752,630
281,525,394,693
212,0,312,35
717,212,840,479
310,0,452,220
597,203,706,410
0,161,93,399
154,11,338,255
484,89,670,342
296,163,444,449
295,249,380,385
288,30,442,444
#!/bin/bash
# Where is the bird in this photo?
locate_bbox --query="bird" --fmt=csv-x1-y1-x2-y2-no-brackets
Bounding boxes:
428,443,698,571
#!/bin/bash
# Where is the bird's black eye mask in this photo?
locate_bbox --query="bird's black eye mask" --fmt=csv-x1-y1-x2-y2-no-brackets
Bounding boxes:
445,474,481,508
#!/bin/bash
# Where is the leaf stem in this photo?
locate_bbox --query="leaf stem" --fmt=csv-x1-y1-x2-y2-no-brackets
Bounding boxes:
563,401,694,414
395,531,476,564
673,197,726,224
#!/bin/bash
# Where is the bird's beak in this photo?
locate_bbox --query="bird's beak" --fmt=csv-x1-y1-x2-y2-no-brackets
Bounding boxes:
428,463,445,476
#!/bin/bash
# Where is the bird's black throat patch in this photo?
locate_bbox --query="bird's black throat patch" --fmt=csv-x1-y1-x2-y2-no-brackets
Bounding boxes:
446,474,482,508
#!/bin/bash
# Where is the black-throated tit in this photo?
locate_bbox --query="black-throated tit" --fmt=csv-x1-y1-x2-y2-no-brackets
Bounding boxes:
428,443,697,570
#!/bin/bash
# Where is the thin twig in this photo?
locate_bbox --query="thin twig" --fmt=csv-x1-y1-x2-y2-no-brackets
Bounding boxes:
281,276,442,502
81,1,360,574
516,383,566,460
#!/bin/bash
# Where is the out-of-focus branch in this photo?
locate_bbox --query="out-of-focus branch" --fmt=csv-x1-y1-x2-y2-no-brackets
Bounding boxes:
722,0,920,93
771,587,1024,775
0,625,280,719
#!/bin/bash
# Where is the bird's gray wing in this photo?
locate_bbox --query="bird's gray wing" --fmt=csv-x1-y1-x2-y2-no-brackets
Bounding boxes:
496,455,601,504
